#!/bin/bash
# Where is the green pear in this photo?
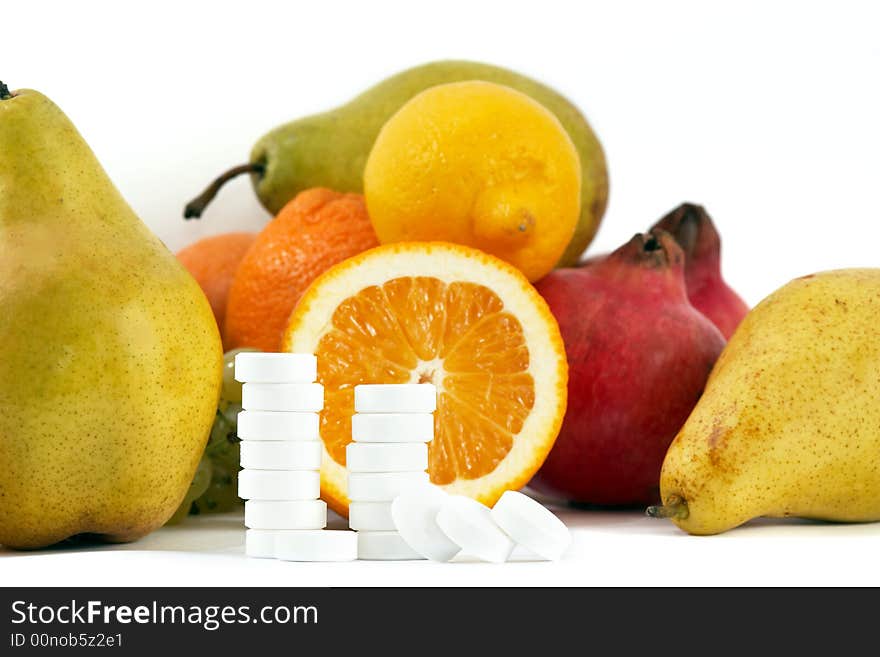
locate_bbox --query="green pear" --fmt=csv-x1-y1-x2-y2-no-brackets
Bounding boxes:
0,82,223,549
184,60,609,266
649,269,880,534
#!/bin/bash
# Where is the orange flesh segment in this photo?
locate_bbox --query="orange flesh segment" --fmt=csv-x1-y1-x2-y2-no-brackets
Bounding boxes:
314,276,535,485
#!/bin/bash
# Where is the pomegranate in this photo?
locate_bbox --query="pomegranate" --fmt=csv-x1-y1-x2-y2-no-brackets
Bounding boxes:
652,203,748,339
531,229,725,505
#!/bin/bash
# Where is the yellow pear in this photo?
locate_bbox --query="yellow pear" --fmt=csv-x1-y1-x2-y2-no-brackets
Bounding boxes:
0,83,222,549
651,269,880,535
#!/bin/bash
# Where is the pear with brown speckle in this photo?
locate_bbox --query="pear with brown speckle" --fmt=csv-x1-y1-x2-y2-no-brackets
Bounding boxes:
649,269,880,534
0,83,223,549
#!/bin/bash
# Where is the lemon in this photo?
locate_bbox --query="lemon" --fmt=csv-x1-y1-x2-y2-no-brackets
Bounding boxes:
363,81,582,282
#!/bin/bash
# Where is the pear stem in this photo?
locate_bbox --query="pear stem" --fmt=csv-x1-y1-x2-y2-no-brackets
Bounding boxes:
646,495,689,520
0,82,12,100
183,162,264,219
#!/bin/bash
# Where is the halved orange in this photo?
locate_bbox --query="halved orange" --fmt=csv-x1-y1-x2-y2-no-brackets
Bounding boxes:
282,242,567,516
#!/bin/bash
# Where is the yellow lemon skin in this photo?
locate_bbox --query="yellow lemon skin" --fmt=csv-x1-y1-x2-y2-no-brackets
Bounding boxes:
364,81,582,282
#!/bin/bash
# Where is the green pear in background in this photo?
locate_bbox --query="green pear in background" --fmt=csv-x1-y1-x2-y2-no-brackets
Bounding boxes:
649,269,880,535
0,82,223,549
185,60,609,267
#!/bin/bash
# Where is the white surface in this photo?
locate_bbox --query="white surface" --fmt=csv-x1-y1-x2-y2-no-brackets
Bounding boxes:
350,413,435,443
234,353,317,384
354,385,437,414
5,509,880,586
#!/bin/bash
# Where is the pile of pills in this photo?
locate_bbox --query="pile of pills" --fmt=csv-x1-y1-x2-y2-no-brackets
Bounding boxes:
236,352,356,562
348,384,435,560
234,354,571,564
390,484,571,563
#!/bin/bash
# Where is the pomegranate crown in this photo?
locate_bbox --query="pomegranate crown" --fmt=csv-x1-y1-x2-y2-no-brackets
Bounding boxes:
652,202,722,263
611,228,685,271
593,228,689,299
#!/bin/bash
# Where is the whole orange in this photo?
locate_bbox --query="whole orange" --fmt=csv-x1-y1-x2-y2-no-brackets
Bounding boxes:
225,188,379,351
176,231,256,344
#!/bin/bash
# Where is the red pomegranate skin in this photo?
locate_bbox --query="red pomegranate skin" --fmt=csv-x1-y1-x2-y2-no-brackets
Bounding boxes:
531,230,726,505
580,203,749,339
652,203,749,339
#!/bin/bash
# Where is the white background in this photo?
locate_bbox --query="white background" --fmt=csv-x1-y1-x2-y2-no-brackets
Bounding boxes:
2,1,880,585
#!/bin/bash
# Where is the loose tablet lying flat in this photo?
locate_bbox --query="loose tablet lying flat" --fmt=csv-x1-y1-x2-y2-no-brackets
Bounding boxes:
348,502,396,531
238,470,321,500
391,482,460,562
346,443,428,473
237,411,320,441
244,500,327,530
234,352,317,383
350,413,434,443
354,384,437,413
245,529,276,558
436,495,515,564
490,491,571,561
240,441,323,471
357,531,425,561
275,530,358,562
347,471,429,502
241,383,324,412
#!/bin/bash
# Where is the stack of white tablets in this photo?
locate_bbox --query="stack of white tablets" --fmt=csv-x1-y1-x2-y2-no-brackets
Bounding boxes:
348,383,435,560
236,352,356,562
